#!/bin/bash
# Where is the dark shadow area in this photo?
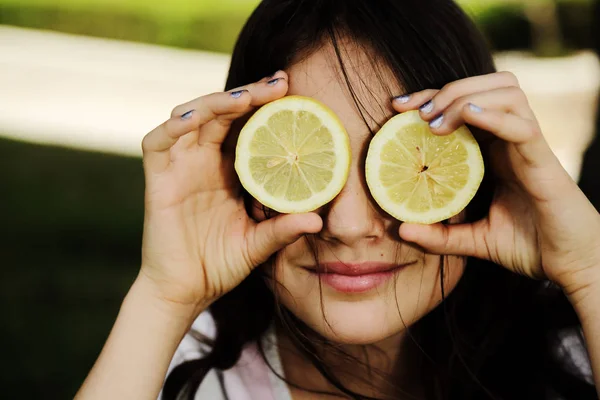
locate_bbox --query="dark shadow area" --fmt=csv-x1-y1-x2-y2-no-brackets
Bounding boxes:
577,0,600,210
579,122,600,210
0,137,144,399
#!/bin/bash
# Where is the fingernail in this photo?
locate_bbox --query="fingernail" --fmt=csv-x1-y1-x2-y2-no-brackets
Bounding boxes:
419,100,434,114
267,77,282,86
469,103,483,113
230,90,247,98
181,110,195,120
393,94,411,104
429,114,444,129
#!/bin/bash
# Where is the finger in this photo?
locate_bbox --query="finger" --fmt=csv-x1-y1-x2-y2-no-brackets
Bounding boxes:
392,89,439,113
143,73,290,172
461,104,559,168
246,213,323,267
171,70,288,118
426,86,535,136
399,221,489,259
142,90,253,173
406,71,520,122
174,74,290,151
227,69,285,92
197,75,290,145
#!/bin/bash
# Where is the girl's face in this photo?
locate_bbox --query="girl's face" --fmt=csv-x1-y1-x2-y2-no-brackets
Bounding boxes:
252,44,466,346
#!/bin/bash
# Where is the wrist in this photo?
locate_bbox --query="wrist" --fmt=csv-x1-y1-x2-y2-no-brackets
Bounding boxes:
129,272,209,327
559,250,600,309
75,272,204,399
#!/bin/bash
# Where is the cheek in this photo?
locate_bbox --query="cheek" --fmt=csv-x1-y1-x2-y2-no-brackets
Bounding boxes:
260,235,312,284
268,251,467,345
424,255,466,309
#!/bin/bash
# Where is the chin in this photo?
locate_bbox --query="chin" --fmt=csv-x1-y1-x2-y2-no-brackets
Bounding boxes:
272,257,467,346
276,285,424,345
309,297,409,345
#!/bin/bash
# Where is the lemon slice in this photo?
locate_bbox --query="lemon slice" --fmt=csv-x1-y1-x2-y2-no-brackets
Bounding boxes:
235,96,351,214
366,110,484,224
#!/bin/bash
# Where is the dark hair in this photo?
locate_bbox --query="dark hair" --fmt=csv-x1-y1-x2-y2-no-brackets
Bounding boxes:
163,0,595,398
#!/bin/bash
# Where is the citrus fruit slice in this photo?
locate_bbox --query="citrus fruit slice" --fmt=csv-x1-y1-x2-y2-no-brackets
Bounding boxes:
366,110,484,224
235,96,351,214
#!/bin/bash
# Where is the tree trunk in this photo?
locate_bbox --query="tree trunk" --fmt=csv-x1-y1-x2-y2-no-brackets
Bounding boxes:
523,0,563,56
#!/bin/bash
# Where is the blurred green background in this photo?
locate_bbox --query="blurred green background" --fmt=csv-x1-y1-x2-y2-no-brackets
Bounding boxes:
0,0,598,398
0,0,596,55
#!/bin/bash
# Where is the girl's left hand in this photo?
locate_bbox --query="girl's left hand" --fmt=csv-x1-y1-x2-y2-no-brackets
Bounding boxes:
393,71,600,301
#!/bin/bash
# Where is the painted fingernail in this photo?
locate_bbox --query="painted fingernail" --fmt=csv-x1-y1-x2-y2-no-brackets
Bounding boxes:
393,94,411,104
267,77,282,86
429,114,444,129
230,90,246,98
469,103,483,113
419,100,434,114
181,110,195,120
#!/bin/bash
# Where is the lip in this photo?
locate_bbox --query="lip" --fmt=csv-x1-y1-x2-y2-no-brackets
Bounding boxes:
304,261,417,293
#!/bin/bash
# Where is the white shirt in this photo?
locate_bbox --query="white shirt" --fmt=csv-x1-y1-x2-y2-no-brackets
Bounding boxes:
164,312,292,400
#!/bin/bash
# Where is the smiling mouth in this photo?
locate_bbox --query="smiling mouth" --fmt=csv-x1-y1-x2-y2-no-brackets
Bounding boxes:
303,260,418,293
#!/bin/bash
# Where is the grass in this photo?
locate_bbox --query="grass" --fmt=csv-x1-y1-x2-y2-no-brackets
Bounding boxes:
0,137,144,399
0,0,260,19
6,0,570,19
0,0,595,54
0,0,259,53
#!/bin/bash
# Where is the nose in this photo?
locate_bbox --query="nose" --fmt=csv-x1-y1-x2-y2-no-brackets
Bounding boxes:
319,167,385,247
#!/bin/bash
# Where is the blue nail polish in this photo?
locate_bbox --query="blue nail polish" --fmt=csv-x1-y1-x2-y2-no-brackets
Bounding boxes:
469,103,483,113
420,100,434,114
393,94,411,104
230,90,246,98
267,77,281,86
429,114,444,129
181,110,195,120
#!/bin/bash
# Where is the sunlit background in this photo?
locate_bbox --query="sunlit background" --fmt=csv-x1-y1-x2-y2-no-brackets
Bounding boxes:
1,0,599,398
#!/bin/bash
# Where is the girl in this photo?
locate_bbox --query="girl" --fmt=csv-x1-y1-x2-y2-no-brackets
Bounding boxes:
76,0,600,398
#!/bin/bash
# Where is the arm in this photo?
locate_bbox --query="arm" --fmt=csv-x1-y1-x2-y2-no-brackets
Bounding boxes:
564,254,600,393
75,72,319,399
75,275,201,400
391,71,600,391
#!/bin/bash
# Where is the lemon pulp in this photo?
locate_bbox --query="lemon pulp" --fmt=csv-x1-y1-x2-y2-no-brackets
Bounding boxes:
366,110,484,224
235,96,351,213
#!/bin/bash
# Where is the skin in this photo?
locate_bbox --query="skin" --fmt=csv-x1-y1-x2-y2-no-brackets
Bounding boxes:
253,46,463,348
75,43,600,399
253,46,465,397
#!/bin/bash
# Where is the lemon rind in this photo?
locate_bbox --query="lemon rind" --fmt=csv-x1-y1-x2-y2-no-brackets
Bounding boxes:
235,96,351,214
365,110,484,224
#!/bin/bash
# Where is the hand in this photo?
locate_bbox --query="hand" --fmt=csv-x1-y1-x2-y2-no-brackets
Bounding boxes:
393,71,600,298
139,71,322,315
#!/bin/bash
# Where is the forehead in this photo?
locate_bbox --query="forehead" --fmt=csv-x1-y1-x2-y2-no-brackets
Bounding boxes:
286,41,402,144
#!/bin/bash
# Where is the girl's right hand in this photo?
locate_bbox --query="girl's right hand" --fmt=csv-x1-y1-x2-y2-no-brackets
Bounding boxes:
139,71,322,315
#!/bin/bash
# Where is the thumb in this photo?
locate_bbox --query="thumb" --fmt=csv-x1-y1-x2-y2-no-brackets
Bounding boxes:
399,221,488,259
247,212,323,266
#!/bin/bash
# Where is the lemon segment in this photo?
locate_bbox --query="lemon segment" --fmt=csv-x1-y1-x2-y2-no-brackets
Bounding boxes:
235,96,351,213
366,110,484,224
